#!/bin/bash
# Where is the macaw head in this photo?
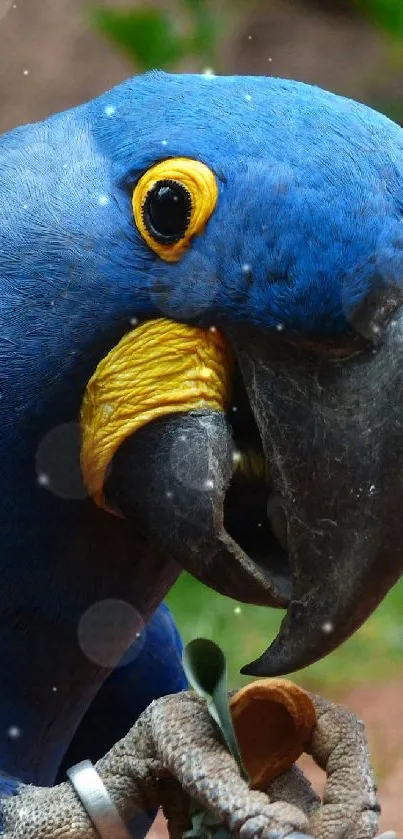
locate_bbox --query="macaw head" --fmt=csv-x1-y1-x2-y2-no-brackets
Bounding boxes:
3,71,403,676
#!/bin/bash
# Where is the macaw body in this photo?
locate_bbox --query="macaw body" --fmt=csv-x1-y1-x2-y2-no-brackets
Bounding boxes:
1,71,403,835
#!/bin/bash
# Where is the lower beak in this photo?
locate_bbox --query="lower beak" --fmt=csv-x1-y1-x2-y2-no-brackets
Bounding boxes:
231,313,403,675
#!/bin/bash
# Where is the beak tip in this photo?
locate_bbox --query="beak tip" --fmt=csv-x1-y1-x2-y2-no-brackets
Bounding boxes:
240,622,321,678
240,653,284,678
240,662,258,677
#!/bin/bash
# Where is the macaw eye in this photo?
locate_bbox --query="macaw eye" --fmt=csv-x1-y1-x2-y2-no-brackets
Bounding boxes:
132,157,218,262
144,180,192,243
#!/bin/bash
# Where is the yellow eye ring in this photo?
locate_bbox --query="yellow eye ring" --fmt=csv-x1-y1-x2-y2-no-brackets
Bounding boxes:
132,157,218,262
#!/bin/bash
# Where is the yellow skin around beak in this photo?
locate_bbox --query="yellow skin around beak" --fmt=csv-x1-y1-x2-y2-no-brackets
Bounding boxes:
80,318,233,510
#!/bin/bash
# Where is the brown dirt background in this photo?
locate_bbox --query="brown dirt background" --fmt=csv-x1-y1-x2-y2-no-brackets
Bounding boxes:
1,0,403,134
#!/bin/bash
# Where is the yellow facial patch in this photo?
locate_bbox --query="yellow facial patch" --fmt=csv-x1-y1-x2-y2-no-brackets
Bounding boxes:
132,157,218,262
80,319,232,510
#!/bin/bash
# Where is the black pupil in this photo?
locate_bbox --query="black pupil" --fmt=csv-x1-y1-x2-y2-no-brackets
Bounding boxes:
144,179,192,244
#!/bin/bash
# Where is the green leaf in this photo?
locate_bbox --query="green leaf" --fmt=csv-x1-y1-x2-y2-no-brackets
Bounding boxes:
183,806,217,839
183,798,232,839
355,0,403,38
182,638,248,780
90,8,186,70
182,640,250,839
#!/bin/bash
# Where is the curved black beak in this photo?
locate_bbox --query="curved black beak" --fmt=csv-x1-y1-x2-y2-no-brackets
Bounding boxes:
231,310,403,675
103,303,403,678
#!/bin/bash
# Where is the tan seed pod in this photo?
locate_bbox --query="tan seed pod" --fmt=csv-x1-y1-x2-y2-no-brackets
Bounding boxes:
230,678,317,789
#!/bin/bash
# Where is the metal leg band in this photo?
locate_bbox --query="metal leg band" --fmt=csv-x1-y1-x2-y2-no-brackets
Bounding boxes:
67,759,133,839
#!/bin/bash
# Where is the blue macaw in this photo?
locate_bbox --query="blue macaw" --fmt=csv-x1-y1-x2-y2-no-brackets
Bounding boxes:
0,70,402,837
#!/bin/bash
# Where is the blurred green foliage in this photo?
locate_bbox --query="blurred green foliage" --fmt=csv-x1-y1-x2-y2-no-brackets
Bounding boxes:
90,0,403,125
90,0,217,71
167,574,403,692
357,0,403,38
90,0,403,75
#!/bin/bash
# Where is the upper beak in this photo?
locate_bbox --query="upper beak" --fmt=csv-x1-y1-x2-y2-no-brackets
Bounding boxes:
231,310,403,675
